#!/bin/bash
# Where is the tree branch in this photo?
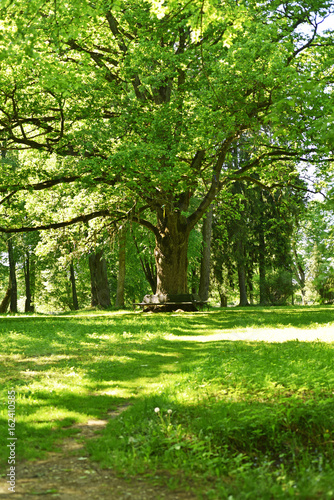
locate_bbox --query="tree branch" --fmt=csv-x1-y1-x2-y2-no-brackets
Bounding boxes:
229,175,328,200
65,39,120,83
187,136,235,229
0,210,111,234
0,175,81,205
0,173,122,206
129,215,159,237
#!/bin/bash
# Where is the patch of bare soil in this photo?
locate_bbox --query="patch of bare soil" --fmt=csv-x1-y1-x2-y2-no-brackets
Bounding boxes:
0,405,196,500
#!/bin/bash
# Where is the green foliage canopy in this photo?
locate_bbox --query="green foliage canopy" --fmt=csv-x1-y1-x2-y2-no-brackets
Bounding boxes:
0,0,333,235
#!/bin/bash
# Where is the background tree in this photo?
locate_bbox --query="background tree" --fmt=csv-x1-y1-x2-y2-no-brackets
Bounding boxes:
298,196,334,304
198,207,213,303
115,224,127,308
211,170,309,306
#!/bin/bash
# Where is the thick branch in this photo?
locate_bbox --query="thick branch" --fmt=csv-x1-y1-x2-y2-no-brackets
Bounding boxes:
0,175,80,194
287,24,318,64
0,210,111,234
0,175,81,206
105,11,128,53
66,39,119,83
129,215,159,237
187,137,235,229
0,173,122,206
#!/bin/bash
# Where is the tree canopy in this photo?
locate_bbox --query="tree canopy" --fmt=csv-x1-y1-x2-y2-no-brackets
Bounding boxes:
0,0,333,295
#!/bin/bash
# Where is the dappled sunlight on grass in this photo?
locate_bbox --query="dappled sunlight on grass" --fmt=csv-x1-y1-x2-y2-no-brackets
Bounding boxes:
1,307,334,497
165,325,334,342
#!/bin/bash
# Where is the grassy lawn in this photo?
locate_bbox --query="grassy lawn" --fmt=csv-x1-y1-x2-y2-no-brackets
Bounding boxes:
1,305,334,499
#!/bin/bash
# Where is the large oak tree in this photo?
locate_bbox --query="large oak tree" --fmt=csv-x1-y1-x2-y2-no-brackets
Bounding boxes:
0,0,333,296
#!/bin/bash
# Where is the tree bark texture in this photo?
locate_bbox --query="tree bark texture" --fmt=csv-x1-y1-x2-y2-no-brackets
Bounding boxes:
8,239,17,313
89,250,111,308
0,282,11,313
154,210,190,295
199,207,213,302
116,225,126,308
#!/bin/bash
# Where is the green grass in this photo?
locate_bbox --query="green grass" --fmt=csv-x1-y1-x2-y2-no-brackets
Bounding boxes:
1,305,334,498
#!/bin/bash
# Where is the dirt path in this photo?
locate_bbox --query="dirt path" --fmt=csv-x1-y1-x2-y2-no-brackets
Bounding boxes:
0,405,196,500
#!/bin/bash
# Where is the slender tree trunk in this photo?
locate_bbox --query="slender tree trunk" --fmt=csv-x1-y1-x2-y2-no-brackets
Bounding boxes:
247,271,254,305
292,246,306,305
219,290,227,307
24,252,34,312
191,268,197,295
154,210,190,295
199,207,213,302
89,250,111,308
236,240,249,306
116,225,126,308
69,261,79,310
90,257,98,307
238,265,249,306
142,260,157,295
131,230,156,294
259,223,267,305
8,239,17,313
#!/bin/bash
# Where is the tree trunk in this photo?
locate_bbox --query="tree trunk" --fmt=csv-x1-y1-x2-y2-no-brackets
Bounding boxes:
199,207,213,302
154,210,190,295
116,225,126,308
247,271,254,305
89,250,111,308
131,230,156,294
0,282,11,313
219,290,227,307
191,268,197,295
259,223,267,305
236,240,249,306
8,239,17,313
238,265,249,306
69,261,79,310
24,252,34,312
292,245,306,305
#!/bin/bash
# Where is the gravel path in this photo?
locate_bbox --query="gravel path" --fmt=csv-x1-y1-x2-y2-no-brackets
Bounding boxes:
0,406,196,500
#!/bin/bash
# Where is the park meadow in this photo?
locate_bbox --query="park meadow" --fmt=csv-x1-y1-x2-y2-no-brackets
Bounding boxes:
1,305,334,499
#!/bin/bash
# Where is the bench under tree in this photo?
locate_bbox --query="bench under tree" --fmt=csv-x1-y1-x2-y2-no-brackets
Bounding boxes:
134,293,207,312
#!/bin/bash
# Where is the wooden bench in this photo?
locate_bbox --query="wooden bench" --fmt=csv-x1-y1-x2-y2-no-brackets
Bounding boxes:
133,294,208,312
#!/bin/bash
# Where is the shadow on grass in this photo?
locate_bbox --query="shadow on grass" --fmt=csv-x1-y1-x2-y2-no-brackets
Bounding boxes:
0,308,334,471
1,305,334,332
93,390,334,463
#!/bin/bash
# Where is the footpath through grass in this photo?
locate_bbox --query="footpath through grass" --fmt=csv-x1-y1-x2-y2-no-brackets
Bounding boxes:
0,305,334,499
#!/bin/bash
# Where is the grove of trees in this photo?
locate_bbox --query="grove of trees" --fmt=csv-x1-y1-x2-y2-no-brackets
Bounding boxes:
0,0,333,311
